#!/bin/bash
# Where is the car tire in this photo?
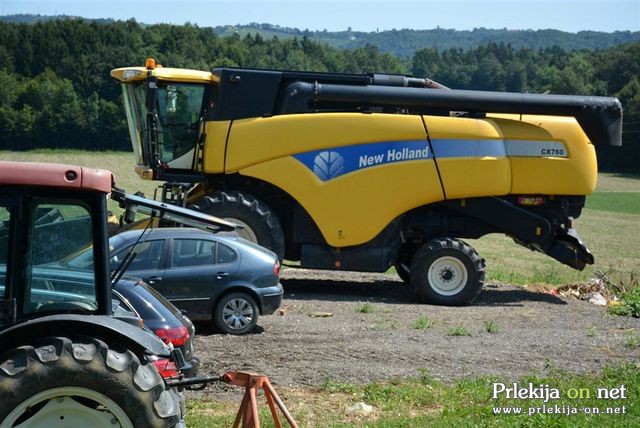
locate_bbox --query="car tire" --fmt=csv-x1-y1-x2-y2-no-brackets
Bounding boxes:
0,336,182,427
410,238,485,306
213,292,259,335
192,191,285,261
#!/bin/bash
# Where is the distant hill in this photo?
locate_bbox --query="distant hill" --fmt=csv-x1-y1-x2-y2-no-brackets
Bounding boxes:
214,24,640,57
2,14,638,57
1,13,116,25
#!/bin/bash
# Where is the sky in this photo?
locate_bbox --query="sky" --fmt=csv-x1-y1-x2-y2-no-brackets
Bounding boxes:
1,0,638,33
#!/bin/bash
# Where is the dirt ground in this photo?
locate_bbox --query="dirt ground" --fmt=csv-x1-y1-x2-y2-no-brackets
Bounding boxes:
191,269,640,396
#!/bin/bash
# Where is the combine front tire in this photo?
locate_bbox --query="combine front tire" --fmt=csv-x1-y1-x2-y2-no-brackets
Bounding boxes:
0,336,182,427
410,238,485,306
193,191,285,260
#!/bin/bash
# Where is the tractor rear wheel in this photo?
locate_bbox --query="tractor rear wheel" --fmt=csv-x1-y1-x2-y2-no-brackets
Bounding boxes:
410,238,485,306
0,336,183,427
193,191,285,261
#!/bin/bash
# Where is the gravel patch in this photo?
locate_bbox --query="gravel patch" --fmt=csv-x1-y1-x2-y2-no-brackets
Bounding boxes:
191,269,639,395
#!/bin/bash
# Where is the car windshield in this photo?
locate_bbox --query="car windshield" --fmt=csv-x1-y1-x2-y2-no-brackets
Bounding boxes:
121,81,204,165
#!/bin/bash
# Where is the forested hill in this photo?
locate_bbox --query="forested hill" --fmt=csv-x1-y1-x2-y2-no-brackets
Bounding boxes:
0,18,638,171
214,24,640,57
3,14,639,57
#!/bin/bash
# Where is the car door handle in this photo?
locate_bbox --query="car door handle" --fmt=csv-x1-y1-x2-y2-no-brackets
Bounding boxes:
147,276,163,285
216,272,229,279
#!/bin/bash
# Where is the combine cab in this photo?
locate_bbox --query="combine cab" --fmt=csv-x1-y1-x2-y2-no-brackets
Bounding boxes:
111,60,623,305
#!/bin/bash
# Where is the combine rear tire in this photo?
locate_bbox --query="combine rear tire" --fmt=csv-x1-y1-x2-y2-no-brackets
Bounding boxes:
410,238,484,306
0,336,182,427
193,191,285,260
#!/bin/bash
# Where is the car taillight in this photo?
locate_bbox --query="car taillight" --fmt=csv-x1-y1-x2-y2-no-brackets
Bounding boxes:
153,358,179,379
273,259,281,276
154,326,190,346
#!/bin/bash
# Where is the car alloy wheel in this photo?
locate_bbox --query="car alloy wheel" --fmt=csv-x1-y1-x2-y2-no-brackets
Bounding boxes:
214,292,259,335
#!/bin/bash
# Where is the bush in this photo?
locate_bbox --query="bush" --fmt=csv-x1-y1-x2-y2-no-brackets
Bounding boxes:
609,288,640,318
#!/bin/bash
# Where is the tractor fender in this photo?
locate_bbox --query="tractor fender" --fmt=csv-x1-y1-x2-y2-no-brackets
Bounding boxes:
0,314,169,357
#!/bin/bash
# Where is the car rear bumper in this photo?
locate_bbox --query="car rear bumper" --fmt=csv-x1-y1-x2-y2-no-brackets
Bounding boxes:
259,283,284,315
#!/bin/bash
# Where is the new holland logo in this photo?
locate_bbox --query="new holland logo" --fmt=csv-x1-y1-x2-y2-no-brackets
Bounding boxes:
293,140,433,182
313,151,345,181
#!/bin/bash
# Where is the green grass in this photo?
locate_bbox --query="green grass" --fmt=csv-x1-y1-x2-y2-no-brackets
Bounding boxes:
483,320,499,334
412,315,435,330
447,325,472,336
585,192,640,215
357,302,375,313
624,333,640,349
186,364,640,427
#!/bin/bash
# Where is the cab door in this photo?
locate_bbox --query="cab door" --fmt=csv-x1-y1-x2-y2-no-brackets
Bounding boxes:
109,239,167,290
156,83,205,170
160,237,240,321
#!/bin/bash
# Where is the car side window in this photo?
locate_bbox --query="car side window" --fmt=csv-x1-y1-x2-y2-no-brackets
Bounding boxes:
216,243,236,264
171,239,216,267
111,240,165,271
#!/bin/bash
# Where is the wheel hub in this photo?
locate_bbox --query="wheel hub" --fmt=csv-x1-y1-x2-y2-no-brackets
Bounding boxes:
5,387,133,428
223,299,254,330
427,256,468,296
440,269,454,282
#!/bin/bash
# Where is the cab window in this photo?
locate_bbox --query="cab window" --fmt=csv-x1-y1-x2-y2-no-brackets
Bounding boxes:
157,84,204,163
25,201,97,314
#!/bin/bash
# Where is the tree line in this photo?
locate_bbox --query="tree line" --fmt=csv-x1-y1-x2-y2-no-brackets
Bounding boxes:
0,19,637,171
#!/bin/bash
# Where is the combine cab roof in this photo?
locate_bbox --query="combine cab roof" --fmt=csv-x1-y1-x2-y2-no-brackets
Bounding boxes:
111,66,216,84
0,161,113,193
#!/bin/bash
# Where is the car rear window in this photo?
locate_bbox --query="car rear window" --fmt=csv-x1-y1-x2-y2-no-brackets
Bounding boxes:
115,281,180,323
216,243,236,264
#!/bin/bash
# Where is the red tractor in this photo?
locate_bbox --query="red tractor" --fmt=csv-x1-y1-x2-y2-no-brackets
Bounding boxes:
0,161,239,427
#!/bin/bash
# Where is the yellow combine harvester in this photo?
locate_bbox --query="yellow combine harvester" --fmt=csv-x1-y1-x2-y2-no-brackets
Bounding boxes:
111,59,623,305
